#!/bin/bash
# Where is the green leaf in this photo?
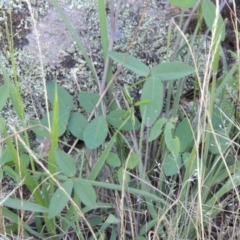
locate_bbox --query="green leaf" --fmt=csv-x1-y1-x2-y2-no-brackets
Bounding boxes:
123,85,133,105
107,109,140,131
47,82,74,112
0,84,9,111
136,236,146,240
87,215,104,227
211,107,228,129
126,152,139,170
0,117,6,133
21,154,30,168
88,133,116,180
41,109,71,137
140,219,157,235
48,179,73,218
117,167,130,184
29,120,50,138
140,77,163,126
3,166,19,181
105,214,120,224
167,0,197,8
209,129,230,155
1,198,48,213
74,178,96,208
106,152,121,168
148,118,167,142
164,121,180,157
151,61,195,80
67,112,88,140
54,149,76,177
0,145,12,165
78,91,102,114
174,118,193,152
202,0,225,41
163,153,182,176
3,208,42,237
183,152,197,175
108,51,150,76
83,116,108,149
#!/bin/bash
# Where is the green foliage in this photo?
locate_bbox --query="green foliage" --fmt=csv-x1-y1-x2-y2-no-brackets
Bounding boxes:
1,198,48,213
48,179,74,218
163,154,182,176
106,152,121,167
151,61,195,80
148,118,167,142
125,152,139,170
74,178,97,208
78,91,102,114
167,0,197,8
164,119,180,158
0,84,9,111
174,118,193,152
108,51,150,76
1,0,239,239
202,0,226,41
107,109,140,131
83,116,108,149
55,149,76,177
140,77,163,126
67,112,88,140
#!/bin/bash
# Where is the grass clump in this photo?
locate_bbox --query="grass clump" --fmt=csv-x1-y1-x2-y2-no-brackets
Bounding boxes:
0,0,240,239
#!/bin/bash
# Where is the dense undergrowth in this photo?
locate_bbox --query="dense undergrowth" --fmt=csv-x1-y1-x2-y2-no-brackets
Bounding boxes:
0,0,240,239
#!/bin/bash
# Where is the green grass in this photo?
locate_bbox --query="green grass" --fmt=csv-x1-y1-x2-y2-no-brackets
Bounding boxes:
0,0,240,239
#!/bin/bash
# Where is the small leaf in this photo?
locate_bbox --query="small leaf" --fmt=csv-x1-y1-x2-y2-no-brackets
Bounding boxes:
21,154,30,168
183,152,197,175
29,120,50,138
163,153,182,176
174,118,193,152
134,100,151,106
151,61,195,80
108,51,150,76
117,167,130,184
0,117,6,133
164,121,180,157
202,0,225,41
123,85,133,105
67,112,88,140
106,214,120,224
54,149,76,177
135,236,146,240
140,77,163,126
41,109,71,137
1,198,48,213
167,0,197,9
83,116,108,149
87,215,104,227
211,107,228,129
48,179,73,218
0,84,9,111
126,152,139,170
3,166,19,181
148,118,167,142
107,109,140,131
0,146,12,165
47,82,74,112
209,129,230,154
78,91,102,114
106,152,121,168
74,178,96,208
